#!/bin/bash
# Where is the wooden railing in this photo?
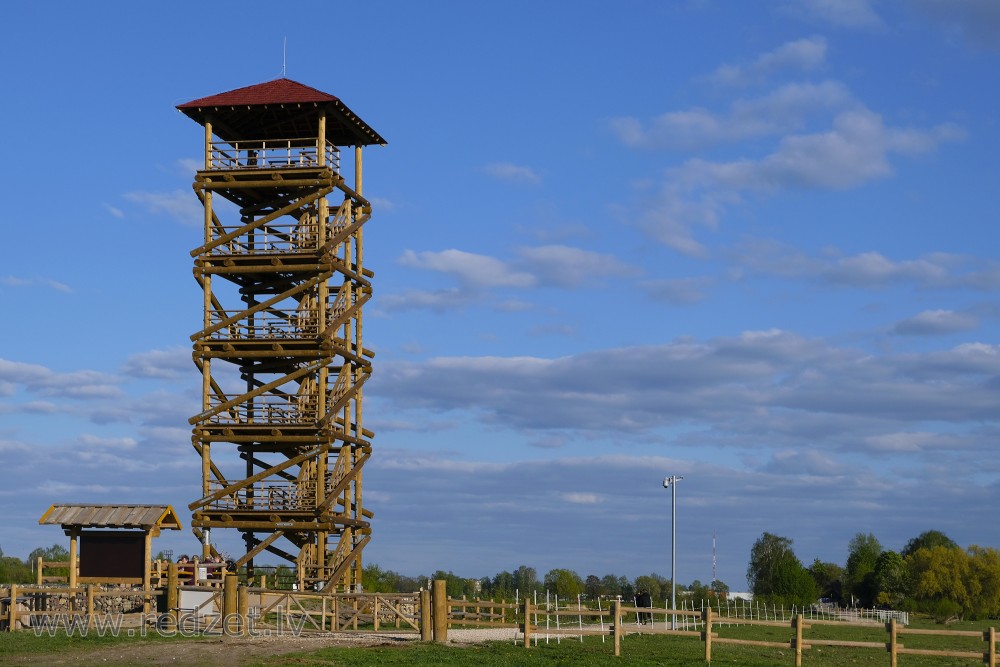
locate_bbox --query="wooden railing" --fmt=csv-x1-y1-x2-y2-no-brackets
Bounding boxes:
209,138,339,173
517,600,1000,665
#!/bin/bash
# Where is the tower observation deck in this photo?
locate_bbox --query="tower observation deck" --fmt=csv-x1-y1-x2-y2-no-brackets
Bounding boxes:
177,78,385,591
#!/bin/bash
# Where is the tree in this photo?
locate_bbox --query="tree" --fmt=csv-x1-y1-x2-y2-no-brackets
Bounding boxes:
584,574,604,598
710,579,730,596
634,573,667,601
967,546,1000,619
543,569,583,598
906,546,972,620
746,532,818,605
27,543,69,564
808,559,845,604
873,550,907,607
490,570,516,599
846,533,882,606
513,565,540,595
902,530,959,558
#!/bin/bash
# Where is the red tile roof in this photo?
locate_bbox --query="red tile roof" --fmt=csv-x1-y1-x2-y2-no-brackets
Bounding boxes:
177,78,339,109
177,78,386,146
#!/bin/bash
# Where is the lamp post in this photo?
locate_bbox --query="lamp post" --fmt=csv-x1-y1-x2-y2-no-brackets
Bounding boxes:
663,475,683,630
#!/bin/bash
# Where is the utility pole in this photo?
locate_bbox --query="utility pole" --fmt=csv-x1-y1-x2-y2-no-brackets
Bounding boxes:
663,475,684,630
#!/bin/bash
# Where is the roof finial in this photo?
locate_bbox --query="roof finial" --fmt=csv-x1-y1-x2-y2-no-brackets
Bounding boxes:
282,37,287,78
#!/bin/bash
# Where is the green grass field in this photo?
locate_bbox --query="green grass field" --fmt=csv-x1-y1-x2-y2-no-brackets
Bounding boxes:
0,615,994,666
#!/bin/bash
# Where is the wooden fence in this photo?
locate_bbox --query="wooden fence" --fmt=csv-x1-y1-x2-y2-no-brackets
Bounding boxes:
5,577,997,667
517,601,1000,665
1,583,162,630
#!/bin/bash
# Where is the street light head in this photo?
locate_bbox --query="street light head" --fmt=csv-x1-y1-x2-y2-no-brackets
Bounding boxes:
663,475,684,488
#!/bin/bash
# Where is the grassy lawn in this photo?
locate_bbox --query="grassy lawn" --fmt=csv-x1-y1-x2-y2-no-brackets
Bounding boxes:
0,614,994,666
248,633,993,666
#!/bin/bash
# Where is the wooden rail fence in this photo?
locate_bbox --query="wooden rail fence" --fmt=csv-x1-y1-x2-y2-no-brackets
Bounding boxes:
517,601,999,665
5,576,997,667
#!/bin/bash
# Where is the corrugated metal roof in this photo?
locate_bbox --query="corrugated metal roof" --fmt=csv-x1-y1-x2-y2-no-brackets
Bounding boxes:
38,504,182,530
176,78,386,146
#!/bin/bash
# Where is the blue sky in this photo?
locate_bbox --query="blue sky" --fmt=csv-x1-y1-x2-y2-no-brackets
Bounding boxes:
2,0,999,591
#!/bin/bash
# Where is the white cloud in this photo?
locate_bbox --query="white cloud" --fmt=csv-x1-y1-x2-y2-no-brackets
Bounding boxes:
398,249,536,288
378,288,476,313
893,309,980,336
636,111,962,253
103,203,125,219
779,0,882,28
78,434,138,450
1,276,73,293
612,81,855,151
373,332,1000,444
709,37,829,87
0,359,122,400
561,492,603,505
121,347,193,379
640,277,714,304
516,245,635,287
123,189,202,225
483,162,541,185
913,0,1000,50
730,240,991,290
369,196,397,212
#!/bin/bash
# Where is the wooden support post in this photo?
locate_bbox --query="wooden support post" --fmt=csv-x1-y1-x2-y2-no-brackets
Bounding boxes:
794,614,803,667
613,599,623,657
703,607,712,664
167,563,178,630
223,574,238,629
355,146,363,196
86,584,95,630
522,598,532,648
985,626,996,667
420,589,432,641
143,531,153,614
432,579,448,643
238,585,249,637
322,596,328,633
68,530,78,591
889,618,898,667
8,584,17,631
373,596,380,631
36,557,42,586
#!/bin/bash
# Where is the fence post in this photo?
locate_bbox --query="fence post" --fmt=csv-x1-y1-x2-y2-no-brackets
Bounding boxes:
420,589,432,641
86,584,95,630
523,598,533,648
223,573,238,633
889,618,898,667
36,558,42,586
8,583,17,631
703,607,712,664
794,614,803,667
238,585,249,637
432,579,448,643
985,626,995,667
613,598,622,657
373,595,380,632
166,563,178,630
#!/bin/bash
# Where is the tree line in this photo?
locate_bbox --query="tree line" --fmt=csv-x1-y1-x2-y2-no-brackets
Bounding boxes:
363,562,730,603
747,529,1000,620
0,544,69,583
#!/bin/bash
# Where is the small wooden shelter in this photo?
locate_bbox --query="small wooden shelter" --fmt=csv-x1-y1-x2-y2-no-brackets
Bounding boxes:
38,504,182,590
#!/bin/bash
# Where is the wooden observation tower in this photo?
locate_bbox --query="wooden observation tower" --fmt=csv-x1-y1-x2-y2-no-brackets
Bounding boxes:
177,79,385,591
